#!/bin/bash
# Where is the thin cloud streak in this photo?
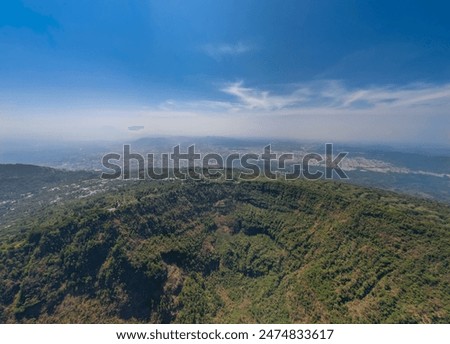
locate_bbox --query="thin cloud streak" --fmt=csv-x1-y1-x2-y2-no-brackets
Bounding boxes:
202,42,255,60
221,81,310,110
163,80,450,114
223,81,450,111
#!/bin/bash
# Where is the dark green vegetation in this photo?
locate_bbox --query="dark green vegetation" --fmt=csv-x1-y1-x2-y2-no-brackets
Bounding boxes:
0,164,95,200
0,176,449,323
0,164,123,233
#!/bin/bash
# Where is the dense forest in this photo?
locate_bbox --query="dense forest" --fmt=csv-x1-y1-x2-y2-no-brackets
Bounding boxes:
0,178,449,323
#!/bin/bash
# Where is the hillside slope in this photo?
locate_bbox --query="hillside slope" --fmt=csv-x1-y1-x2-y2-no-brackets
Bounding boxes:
0,179,449,323
0,164,123,234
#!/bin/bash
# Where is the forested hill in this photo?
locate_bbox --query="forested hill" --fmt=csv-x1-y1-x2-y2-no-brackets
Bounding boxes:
0,164,113,233
0,179,449,323
0,163,97,205
0,164,95,194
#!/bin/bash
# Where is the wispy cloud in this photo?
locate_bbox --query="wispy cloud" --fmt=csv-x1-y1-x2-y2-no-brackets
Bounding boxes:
148,81,450,145
219,81,450,112
329,82,450,110
221,81,310,110
202,42,254,60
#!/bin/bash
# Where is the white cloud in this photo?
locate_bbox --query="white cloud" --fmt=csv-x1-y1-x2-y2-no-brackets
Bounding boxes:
148,80,450,145
218,80,450,113
221,81,310,110
336,83,450,109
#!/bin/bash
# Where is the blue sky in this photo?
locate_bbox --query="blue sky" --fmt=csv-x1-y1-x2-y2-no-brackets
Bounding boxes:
1,0,449,145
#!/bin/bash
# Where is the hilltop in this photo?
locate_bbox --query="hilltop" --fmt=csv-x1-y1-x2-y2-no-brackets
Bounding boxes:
0,178,449,323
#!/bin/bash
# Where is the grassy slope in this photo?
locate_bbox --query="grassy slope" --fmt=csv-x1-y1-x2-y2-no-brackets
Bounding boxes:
0,179,449,323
